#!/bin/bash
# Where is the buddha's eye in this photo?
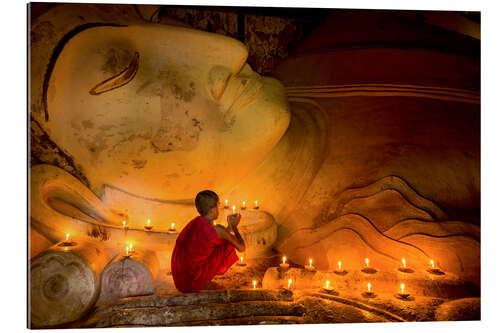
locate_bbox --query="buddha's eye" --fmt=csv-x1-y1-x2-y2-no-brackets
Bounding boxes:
89,52,139,95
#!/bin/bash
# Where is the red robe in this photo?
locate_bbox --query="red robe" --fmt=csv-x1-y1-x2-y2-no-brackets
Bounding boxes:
171,216,238,292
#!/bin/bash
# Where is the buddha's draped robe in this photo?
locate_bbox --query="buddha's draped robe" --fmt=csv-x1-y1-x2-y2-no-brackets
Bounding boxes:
171,216,238,292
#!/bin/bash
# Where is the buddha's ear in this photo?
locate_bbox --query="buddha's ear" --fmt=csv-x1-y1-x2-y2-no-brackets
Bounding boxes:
89,51,139,95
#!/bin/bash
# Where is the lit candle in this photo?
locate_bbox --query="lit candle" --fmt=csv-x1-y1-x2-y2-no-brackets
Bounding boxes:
365,258,369,267
309,258,313,267
122,220,126,228
129,243,134,253
400,283,405,294
170,222,175,230
367,282,372,293
253,280,257,289
213,221,216,226
326,280,330,289
144,219,153,230
126,246,129,256
241,201,246,210
224,199,229,208
283,256,287,265
66,233,70,242
430,259,435,269
288,279,292,289
232,205,236,214
254,200,259,209
280,256,289,269
147,219,151,226
241,256,244,264
337,261,342,271
402,258,406,268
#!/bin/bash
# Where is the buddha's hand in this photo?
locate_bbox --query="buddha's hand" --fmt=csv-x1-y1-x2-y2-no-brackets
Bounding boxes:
227,213,241,228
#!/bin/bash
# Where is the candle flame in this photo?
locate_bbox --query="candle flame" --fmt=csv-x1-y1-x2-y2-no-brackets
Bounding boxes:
402,258,406,268
213,221,216,226
253,280,257,289
326,280,330,289
242,201,246,207
147,219,150,226
171,222,175,229
129,243,133,251
122,220,126,227
338,261,342,271
225,199,228,206
240,256,244,264
232,205,236,214
367,282,372,292
309,258,313,267
430,259,435,268
400,283,405,293
255,200,258,207
365,258,369,267
288,279,292,288
66,233,69,241
283,256,287,264
126,246,129,255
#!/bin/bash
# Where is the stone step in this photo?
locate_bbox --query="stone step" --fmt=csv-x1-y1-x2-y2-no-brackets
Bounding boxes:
92,289,294,317
86,300,305,327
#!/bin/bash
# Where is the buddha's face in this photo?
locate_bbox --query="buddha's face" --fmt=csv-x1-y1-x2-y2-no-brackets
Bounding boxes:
45,24,290,200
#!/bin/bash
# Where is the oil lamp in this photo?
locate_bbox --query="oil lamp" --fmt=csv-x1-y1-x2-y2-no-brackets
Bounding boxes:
232,205,236,215
224,199,229,209
144,219,153,231
322,280,336,294
361,257,376,274
398,258,412,273
241,201,246,210
59,233,75,247
363,282,375,297
253,280,257,289
280,256,289,269
254,200,259,209
287,278,293,289
397,283,410,299
305,258,315,271
335,261,346,274
237,255,247,266
427,259,444,274
169,223,176,232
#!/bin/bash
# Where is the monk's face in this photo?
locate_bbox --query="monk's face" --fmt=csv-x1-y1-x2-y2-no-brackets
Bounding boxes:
45,24,290,200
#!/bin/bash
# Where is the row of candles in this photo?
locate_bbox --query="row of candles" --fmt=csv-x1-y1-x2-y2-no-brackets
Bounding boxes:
118,200,260,231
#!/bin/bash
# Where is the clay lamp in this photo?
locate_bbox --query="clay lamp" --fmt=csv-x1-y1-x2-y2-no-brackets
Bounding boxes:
122,220,128,230
427,259,444,275
59,233,76,247
396,283,411,299
322,280,336,294
253,280,257,289
287,278,293,289
128,242,135,254
232,205,237,215
169,222,176,232
237,255,247,266
254,200,260,210
241,201,247,210
362,282,376,298
144,219,153,231
398,258,413,273
224,199,229,209
361,257,377,274
280,256,290,269
305,258,316,271
334,261,347,275
123,245,132,258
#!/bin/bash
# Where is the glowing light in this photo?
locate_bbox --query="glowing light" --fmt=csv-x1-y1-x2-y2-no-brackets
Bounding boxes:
232,205,236,214
255,200,259,207
325,280,330,289
147,219,151,226
367,282,372,292
242,201,246,209
171,222,175,230
66,233,69,241
129,243,133,252
288,279,292,289
283,256,287,265
402,258,406,268
309,258,313,267
365,258,369,267
430,259,435,269
337,261,342,271
240,256,244,264
122,220,126,227
225,199,228,207
400,283,405,294
126,246,129,256
253,280,257,289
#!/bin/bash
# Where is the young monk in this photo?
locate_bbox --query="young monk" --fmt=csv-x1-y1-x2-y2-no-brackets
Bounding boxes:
171,190,246,292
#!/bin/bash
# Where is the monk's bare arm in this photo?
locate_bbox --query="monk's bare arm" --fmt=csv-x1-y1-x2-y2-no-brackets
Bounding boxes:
214,225,246,252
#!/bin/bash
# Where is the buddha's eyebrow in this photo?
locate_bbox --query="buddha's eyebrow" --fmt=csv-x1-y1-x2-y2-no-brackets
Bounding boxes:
89,52,139,95
42,23,126,121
